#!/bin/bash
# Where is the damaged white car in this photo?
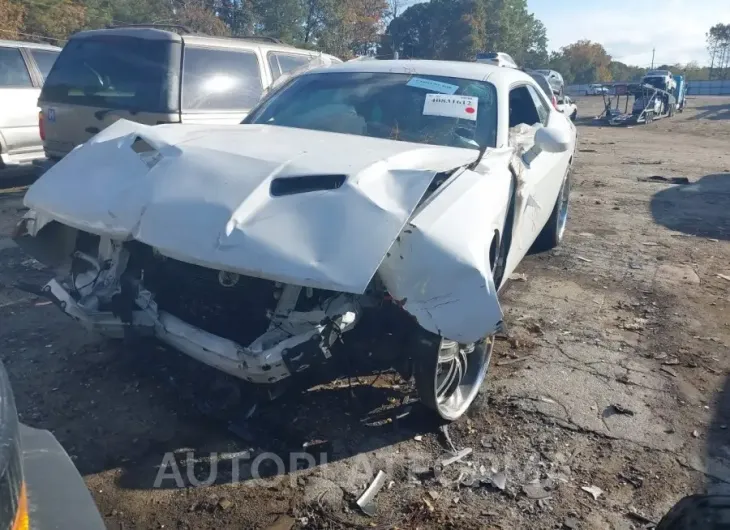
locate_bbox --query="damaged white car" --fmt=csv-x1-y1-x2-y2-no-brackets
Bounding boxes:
13,60,576,421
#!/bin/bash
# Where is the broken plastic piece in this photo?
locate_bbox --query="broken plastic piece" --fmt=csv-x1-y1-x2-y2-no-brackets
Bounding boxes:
356,470,387,517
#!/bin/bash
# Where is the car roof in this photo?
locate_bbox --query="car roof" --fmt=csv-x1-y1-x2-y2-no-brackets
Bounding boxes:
306,59,534,86
68,28,335,57
0,39,61,51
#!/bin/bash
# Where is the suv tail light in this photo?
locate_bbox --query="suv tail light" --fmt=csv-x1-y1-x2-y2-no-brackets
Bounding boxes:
551,94,559,110
38,111,45,141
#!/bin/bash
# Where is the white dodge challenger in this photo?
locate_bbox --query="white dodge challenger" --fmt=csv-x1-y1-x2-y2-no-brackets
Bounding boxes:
14,60,577,421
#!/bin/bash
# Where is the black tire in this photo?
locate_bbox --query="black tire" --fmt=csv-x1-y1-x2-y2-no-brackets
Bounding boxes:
570,110,577,121
414,334,494,421
533,170,571,252
656,494,730,530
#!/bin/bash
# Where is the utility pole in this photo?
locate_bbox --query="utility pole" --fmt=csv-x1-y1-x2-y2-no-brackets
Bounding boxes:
651,48,655,69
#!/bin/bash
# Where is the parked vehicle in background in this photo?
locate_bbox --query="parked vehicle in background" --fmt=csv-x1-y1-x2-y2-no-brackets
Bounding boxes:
475,51,518,68
642,70,677,92
585,84,609,95
557,95,577,120
0,40,60,171
37,25,341,168
533,69,564,96
526,70,559,110
673,74,687,112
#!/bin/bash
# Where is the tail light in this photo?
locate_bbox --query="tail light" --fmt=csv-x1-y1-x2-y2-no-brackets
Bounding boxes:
38,111,45,141
552,94,559,110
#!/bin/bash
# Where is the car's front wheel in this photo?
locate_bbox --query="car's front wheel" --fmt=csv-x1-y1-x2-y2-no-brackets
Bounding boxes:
414,334,494,421
534,170,571,251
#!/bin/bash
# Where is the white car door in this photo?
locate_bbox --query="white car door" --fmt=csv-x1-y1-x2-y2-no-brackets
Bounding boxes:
0,46,41,157
504,84,572,273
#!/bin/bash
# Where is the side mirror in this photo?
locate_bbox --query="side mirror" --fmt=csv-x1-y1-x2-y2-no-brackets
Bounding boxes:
534,125,571,153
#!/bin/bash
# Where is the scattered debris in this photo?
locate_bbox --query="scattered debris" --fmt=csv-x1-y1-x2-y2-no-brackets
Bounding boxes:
621,318,647,332
266,515,296,530
302,477,344,511
427,490,440,501
496,356,532,366
618,472,644,489
662,358,680,366
414,435,423,442
626,508,657,526
217,498,232,511
490,472,507,491
579,148,598,153
423,498,435,513
661,366,678,378
609,404,635,416
641,241,659,246
639,175,690,185
523,482,551,500
717,274,730,282
563,517,581,529
576,256,593,263
692,430,700,438
439,424,457,453
441,448,473,467
509,273,528,282
356,471,387,517
581,485,604,500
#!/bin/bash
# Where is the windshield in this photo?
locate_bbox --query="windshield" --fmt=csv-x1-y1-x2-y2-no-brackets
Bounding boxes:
245,71,498,150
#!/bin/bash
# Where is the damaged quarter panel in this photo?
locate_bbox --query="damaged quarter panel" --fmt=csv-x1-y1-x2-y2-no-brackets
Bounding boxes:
378,148,513,344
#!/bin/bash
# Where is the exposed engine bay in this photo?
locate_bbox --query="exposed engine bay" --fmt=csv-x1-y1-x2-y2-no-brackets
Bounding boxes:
24,226,426,384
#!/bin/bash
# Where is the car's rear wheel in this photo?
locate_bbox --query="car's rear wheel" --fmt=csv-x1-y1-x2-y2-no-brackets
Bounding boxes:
414,335,494,421
570,109,577,121
533,170,571,251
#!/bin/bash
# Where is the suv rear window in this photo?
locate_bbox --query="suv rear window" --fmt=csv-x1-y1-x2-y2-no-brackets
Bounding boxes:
40,37,181,113
182,47,263,111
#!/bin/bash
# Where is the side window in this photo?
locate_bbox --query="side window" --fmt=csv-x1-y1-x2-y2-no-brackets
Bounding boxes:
0,47,32,87
508,86,541,128
182,47,263,111
29,49,59,80
268,52,313,81
526,85,550,125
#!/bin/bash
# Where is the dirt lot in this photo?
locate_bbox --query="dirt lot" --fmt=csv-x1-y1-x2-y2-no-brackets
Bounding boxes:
1,96,729,530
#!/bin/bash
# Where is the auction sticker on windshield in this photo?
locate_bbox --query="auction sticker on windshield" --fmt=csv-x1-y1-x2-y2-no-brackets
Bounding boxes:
423,94,478,121
406,77,460,94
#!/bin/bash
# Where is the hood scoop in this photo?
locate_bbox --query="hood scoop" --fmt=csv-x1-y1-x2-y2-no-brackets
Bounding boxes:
270,174,347,197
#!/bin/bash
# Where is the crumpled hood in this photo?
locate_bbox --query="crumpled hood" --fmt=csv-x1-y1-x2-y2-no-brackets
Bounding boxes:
24,119,479,294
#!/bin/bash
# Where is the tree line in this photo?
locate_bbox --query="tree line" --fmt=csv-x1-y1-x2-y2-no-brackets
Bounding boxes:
0,0,724,84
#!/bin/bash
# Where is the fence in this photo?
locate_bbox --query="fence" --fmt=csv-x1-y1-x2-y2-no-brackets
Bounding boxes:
567,80,730,96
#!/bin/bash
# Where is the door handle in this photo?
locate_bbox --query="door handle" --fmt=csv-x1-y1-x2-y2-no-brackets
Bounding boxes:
85,127,100,134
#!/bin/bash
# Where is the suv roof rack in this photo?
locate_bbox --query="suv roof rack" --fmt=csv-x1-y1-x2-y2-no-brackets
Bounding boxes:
232,35,285,45
105,23,193,34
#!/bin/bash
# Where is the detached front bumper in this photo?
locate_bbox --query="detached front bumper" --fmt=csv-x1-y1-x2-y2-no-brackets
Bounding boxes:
41,279,357,385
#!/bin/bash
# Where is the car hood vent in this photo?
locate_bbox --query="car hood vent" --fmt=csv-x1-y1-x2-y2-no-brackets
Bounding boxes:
270,174,346,197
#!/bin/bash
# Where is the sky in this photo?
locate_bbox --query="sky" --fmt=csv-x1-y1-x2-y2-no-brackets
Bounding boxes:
528,0,730,66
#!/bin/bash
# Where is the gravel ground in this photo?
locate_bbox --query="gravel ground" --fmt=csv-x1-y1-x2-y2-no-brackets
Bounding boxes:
1,96,729,530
